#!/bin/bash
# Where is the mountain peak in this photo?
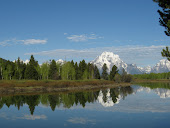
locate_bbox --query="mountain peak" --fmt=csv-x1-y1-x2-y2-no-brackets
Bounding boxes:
91,52,127,73
91,51,170,74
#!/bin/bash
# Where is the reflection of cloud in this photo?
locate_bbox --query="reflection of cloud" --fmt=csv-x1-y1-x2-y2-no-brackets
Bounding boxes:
67,117,95,124
0,113,47,120
17,115,47,120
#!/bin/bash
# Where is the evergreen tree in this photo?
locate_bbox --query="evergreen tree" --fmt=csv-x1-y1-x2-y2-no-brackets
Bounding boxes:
78,60,87,79
74,62,79,80
94,65,100,79
102,63,108,80
153,0,170,61
25,55,39,80
49,60,59,80
110,65,119,81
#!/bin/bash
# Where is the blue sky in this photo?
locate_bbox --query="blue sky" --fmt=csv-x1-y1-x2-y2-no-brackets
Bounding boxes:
0,0,169,67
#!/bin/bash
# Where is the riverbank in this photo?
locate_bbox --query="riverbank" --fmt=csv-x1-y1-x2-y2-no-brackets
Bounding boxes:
133,79,170,83
0,80,131,95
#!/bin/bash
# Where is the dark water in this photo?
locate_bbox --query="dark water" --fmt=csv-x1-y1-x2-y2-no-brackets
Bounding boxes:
0,83,170,128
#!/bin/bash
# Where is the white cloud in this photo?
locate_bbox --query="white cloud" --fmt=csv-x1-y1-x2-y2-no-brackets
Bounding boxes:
0,39,47,46
64,33,68,35
24,45,168,67
0,40,11,46
67,34,103,42
18,39,47,45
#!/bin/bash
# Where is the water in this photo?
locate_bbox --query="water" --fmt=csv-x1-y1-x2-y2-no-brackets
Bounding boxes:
0,83,170,128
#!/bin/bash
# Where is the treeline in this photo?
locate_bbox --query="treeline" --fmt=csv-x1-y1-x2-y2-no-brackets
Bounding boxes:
0,86,133,115
133,72,170,80
0,55,132,82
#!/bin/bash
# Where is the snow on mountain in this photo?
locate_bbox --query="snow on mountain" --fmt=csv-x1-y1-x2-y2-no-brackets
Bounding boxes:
56,59,65,65
127,64,143,74
151,59,170,73
13,59,29,64
91,52,170,74
91,51,128,74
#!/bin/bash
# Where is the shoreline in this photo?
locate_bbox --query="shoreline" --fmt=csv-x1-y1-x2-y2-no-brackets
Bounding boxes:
0,80,131,96
0,79,169,96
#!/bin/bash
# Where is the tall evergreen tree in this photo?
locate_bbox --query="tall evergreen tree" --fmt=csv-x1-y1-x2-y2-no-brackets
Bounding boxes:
110,65,119,81
49,60,59,80
25,55,39,80
102,63,108,80
94,65,100,79
78,60,87,79
74,62,79,80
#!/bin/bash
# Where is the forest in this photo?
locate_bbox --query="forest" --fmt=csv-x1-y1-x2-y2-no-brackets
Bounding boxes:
133,72,170,80
0,55,132,82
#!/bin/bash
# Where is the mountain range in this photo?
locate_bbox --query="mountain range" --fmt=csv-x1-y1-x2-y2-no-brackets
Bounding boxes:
91,51,170,74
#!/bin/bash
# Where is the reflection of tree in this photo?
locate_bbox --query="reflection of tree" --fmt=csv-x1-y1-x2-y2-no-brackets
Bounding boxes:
0,86,133,114
25,95,40,115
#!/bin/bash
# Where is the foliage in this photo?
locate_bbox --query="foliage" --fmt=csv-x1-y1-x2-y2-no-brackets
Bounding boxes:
153,0,170,61
121,69,133,82
49,60,59,80
161,46,170,61
102,63,108,80
110,65,119,81
133,72,170,79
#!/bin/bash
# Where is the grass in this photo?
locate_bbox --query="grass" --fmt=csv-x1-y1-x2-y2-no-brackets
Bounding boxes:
0,79,131,95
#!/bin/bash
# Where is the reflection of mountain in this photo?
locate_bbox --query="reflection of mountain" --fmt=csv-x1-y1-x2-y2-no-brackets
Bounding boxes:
133,86,170,99
97,89,121,107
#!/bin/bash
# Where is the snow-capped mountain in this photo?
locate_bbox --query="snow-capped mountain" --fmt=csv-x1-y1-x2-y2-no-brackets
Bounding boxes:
151,59,170,73
91,52,170,74
91,51,128,74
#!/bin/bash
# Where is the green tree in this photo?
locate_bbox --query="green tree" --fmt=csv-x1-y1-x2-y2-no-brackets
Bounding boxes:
61,61,75,80
49,60,59,80
25,55,39,80
78,60,87,79
74,62,79,80
94,65,100,79
110,65,119,81
102,63,108,80
41,62,50,80
153,0,170,60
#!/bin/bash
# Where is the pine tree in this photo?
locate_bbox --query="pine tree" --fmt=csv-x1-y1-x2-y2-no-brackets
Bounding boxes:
25,55,39,80
110,65,119,81
49,60,59,80
102,63,108,80
94,65,100,79
74,62,79,80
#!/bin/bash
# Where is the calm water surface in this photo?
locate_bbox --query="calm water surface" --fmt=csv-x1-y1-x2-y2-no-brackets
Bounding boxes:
0,83,170,128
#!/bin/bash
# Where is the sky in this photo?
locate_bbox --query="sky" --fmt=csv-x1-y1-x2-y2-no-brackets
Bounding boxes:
0,0,169,67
